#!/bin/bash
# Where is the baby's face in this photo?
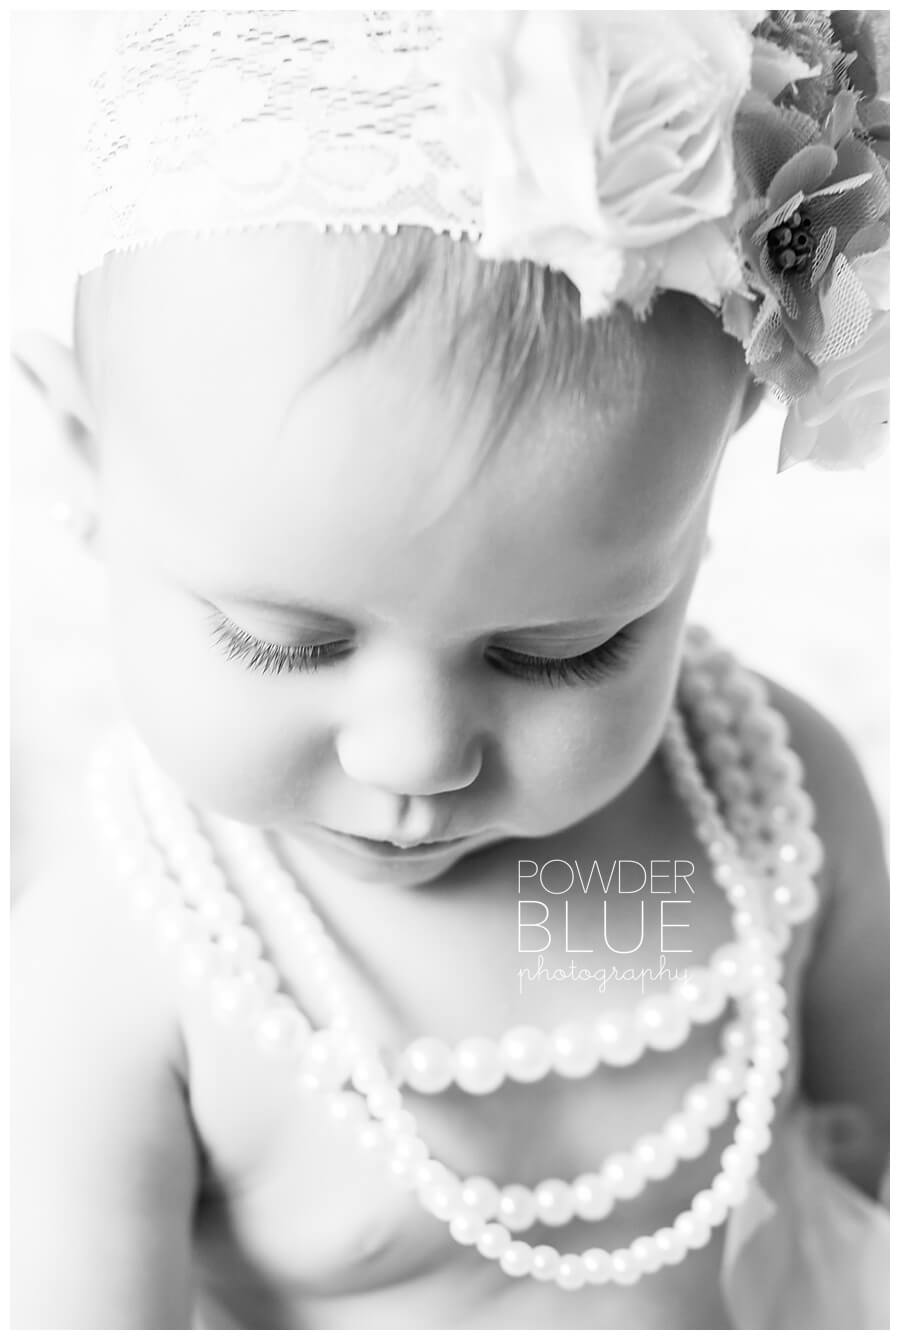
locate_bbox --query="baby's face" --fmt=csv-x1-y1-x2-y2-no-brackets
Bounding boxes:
88,231,747,887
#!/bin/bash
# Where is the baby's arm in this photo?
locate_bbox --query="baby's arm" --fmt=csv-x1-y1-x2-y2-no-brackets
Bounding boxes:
11,858,202,1327
767,681,890,1200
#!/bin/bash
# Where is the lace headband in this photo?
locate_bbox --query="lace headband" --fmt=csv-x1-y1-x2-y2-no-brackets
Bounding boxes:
75,10,889,471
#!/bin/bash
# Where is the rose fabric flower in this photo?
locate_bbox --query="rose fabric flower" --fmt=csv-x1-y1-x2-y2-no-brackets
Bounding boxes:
440,10,888,470
442,11,756,318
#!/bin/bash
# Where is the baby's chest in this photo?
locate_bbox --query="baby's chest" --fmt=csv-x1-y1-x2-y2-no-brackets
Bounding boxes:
188,1025,751,1328
182,924,806,1324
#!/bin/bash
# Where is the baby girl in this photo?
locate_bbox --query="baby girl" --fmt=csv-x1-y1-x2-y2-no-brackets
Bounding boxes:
11,11,889,1329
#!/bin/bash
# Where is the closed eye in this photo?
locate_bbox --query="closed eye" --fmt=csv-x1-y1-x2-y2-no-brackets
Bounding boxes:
206,609,638,688
485,627,638,686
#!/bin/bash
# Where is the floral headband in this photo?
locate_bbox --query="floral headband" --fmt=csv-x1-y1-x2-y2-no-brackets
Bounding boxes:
77,10,889,471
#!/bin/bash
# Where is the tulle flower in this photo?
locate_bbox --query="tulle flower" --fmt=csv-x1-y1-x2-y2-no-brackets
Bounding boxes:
778,244,889,470
726,13,890,469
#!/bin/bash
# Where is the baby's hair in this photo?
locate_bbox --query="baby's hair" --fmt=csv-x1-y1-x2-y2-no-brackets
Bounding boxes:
73,224,745,494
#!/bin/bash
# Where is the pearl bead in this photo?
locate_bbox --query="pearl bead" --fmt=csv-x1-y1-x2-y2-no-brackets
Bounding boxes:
551,1019,600,1077
381,1109,418,1138
449,1210,485,1245
216,925,263,965
721,1018,749,1053
238,960,279,997
476,1224,511,1260
721,1143,758,1181
582,1247,613,1284
708,1055,746,1097
737,1093,776,1126
403,1037,454,1094
297,1030,353,1090
535,1178,575,1226
556,1253,587,1290
366,1083,402,1119
716,767,752,804
210,975,263,1022
684,1081,729,1127
739,709,788,751
771,874,818,924
324,1092,368,1126
499,1241,534,1277
631,1235,663,1272
653,1226,688,1264
745,1069,781,1099
711,1170,744,1206
751,1039,789,1072
636,995,691,1051
460,1176,500,1220
691,1188,728,1226
530,1244,560,1281
178,939,224,984
703,732,742,769
595,1010,645,1066
662,1113,709,1159
415,1159,454,1191
709,943,749,993
751,1011,789,1043
749,982,787,1012
455,1038,504,1094
673,1210,711,1249
420,1180,462,1221
156,904,204,945
633,1134,678,1181
572,1173,614,1220
498,1184,537,1231
600,1153,645,1199
352,1056,389,1094
255,1003,309,1057
197,891,244,929
676,968,728,1023
735,1122,772,1155
610,1248,641,1285
500,1026,552,1083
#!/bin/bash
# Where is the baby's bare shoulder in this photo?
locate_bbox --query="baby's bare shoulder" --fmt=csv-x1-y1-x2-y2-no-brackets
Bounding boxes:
12,827,186,1077
12,832,201,1326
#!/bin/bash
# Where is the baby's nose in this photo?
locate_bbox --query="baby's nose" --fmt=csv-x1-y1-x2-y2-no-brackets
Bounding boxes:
335,655,484,797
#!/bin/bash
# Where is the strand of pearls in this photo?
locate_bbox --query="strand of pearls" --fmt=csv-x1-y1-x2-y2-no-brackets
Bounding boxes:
678,629,823,932
123,742,769,1099
198,812,753,1095
86,630,816,1290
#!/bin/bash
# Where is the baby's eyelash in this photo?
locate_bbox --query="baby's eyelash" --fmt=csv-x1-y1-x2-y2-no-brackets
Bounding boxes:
207,610,637,687
487,628,637,687
206,610,351,675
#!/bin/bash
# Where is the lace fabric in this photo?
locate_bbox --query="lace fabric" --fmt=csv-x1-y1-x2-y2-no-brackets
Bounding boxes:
76,10,482,273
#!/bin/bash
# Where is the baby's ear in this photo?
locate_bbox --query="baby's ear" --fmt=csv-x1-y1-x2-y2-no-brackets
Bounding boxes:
12,330,98,471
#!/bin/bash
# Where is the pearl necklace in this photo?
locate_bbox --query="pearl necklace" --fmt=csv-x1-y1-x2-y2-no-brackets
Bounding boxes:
86,626,821,1291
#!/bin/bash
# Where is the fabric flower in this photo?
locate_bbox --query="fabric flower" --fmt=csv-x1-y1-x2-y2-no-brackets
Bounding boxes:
732,89,889,398
441,11,756,318
778,245,889,470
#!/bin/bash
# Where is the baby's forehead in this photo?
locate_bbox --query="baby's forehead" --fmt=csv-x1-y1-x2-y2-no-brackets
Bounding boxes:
84,229,741,554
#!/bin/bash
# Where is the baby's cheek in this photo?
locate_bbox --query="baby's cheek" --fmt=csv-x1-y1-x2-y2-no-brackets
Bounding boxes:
511,652,679,830
107,580,329,823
